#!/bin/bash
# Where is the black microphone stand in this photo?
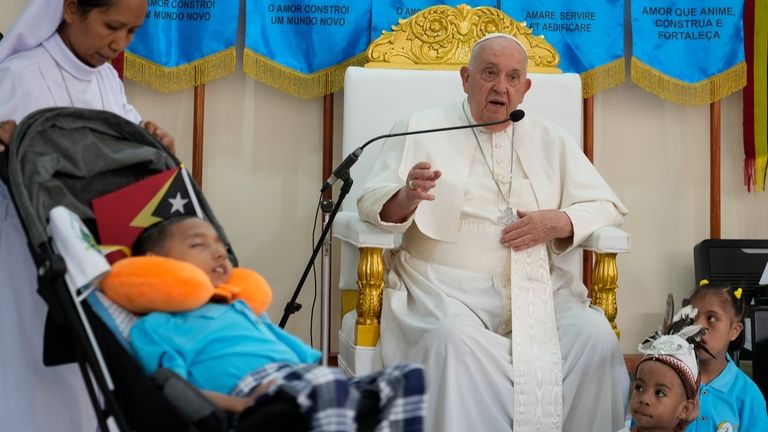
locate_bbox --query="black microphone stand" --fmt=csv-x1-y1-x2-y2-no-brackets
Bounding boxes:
279,110,525,332
279,177,352,329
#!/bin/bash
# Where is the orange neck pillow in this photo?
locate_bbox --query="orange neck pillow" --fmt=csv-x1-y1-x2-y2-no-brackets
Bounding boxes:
99,256,272,315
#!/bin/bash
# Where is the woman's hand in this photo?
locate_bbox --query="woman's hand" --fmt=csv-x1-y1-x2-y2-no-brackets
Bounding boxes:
0,120,17,153
140,120,176,154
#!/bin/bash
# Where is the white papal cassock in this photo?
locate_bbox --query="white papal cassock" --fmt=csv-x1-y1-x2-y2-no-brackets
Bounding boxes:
358,101,630,432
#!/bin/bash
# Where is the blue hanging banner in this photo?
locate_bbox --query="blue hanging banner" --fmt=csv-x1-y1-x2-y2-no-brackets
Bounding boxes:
631,0,746,106
125,0,238,93
501,0,625,98
371,1,497,42
244,0,372,98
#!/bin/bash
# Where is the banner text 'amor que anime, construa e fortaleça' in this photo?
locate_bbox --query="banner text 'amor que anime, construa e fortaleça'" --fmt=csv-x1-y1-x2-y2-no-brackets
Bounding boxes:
631,0,746,106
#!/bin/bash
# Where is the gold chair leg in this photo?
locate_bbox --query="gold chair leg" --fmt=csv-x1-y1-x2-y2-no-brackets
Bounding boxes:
355,247,384,347
590,252,621,339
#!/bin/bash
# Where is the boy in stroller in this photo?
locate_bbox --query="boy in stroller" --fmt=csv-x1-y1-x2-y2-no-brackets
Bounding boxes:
101,215,426,432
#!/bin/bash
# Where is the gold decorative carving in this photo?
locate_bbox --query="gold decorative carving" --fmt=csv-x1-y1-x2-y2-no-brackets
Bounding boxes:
591,252,621,339
341,290,358,317
367,4,560,73
355,247,384,347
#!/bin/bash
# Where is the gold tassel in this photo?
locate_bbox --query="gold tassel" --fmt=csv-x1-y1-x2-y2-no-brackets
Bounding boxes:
125,47,236,93
580,58,625,99
243,49,366,99
630,57,747,106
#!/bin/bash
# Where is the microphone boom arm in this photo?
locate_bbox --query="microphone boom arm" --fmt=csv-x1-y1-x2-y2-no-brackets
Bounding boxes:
320,110,524,193
283,109,525,330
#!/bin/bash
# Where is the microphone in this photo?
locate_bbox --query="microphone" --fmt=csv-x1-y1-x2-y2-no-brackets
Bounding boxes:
321,109,525,192
509,109,525,122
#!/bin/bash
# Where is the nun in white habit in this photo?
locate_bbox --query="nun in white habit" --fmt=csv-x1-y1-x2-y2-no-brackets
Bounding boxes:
0,1,172,429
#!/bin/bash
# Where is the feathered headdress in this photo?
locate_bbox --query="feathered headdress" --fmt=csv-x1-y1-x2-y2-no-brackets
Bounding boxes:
637,301,713,400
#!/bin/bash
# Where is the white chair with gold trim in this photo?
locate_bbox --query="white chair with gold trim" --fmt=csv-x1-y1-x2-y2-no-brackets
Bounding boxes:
333,5,630,376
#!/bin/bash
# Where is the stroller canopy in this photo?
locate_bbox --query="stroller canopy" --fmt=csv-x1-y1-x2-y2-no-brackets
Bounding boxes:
4,107,227,258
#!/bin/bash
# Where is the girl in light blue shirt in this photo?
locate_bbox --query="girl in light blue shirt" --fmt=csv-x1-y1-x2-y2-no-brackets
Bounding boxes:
686,282,768,432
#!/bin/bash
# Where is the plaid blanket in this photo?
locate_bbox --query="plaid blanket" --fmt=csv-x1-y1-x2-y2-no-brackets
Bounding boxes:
232,363,425,432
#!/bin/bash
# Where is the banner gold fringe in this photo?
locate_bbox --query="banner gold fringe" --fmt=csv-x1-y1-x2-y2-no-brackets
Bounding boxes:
243,49,366,99
580,58,625,99
754,0,767,191
630,58,747,106
125,47,236,93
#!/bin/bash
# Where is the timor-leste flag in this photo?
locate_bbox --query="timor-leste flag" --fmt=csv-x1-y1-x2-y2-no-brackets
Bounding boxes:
92,167,202,263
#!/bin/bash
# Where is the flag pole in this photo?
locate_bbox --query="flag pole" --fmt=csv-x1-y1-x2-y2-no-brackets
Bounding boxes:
710,100,721,239
320,93,334,365
583,96,594,293
192,84,205,186
323,95,334,200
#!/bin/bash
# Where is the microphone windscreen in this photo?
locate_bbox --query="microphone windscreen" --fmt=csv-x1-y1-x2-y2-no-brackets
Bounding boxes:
509,110,525,122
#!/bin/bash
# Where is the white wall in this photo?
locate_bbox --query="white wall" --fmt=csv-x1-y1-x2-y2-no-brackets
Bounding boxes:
3,1,766,354
598,82,768,351
123,71,339,344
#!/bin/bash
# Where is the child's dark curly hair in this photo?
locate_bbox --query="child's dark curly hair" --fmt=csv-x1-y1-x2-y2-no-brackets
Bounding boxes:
131,215,199,256
691,281,746,352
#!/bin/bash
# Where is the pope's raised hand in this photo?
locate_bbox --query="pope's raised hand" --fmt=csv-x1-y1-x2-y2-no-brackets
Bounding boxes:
379,161,441,223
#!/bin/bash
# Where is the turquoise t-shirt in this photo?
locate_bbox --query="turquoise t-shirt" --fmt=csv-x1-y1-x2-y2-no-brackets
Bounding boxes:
130,301,321,394
685,357,768,432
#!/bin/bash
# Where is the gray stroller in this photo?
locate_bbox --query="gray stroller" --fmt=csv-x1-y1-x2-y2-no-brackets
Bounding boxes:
2,107,382,431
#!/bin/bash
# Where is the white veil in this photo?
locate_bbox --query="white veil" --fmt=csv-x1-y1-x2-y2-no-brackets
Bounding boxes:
0,0,64,64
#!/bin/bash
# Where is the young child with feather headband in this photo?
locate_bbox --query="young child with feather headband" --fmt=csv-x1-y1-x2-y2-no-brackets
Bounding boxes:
620,304,709,432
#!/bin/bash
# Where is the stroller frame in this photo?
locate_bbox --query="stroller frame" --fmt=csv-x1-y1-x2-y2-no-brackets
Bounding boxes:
5,107,235,431
4,107,385,432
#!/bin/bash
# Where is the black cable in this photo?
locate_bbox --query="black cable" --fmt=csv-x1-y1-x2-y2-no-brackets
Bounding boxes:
308,196,321,348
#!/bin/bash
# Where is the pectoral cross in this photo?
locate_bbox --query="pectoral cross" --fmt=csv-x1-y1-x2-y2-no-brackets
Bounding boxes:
498,207,518,225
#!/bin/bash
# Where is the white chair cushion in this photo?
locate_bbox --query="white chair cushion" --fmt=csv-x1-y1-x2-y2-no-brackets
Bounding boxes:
334,212,399,291
333,212,397,249
581,226,631,253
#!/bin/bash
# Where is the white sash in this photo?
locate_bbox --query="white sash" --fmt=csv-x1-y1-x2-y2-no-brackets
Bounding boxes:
511,245,563,431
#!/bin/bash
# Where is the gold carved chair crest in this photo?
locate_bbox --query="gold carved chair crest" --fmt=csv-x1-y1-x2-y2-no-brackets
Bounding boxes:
366,4,560,72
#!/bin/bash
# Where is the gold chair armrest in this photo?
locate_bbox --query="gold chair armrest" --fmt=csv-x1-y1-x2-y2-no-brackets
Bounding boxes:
352,247,384,347
348,248,623,344
590,252,621,339
343,247,621,347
